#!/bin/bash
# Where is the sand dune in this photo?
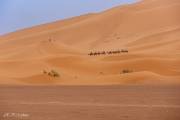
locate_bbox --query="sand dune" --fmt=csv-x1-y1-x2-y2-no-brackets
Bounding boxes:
0,0,180,85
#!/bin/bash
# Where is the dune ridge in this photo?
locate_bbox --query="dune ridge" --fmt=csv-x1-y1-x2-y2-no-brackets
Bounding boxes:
0,0,180,85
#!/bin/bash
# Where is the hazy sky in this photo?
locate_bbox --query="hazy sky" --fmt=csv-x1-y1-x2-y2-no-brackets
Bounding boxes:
0,0,136,35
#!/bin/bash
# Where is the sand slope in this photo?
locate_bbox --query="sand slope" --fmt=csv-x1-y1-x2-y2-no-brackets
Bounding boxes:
0,0,180,85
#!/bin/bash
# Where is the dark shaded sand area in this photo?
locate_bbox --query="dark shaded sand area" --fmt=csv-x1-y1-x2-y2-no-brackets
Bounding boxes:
0,85,180,120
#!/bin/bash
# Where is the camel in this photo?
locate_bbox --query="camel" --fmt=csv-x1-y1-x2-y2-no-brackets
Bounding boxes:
88,49,128,56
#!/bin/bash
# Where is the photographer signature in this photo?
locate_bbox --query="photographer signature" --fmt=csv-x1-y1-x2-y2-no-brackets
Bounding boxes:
1,112,30,120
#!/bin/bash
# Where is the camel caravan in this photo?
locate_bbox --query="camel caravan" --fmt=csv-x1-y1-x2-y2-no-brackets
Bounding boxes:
88,49,128,56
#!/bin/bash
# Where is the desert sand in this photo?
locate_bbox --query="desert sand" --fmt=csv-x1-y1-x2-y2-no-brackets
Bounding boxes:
0,0,180,85
1,86,180,120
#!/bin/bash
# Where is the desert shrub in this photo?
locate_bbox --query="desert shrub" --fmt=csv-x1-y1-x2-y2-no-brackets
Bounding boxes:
50,70,60,77
43,70,60,77
121,69,133,74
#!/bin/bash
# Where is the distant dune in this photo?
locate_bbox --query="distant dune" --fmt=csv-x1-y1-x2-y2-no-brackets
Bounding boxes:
0,0,180,85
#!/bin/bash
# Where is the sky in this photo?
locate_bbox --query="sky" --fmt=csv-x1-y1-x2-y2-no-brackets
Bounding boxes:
0,0,136,35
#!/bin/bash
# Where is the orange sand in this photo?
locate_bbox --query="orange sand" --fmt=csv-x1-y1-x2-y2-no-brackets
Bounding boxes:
0,0,180,85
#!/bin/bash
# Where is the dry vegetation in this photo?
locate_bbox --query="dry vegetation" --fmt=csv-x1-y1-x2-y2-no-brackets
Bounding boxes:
121,69,133,74
43,70,60,77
